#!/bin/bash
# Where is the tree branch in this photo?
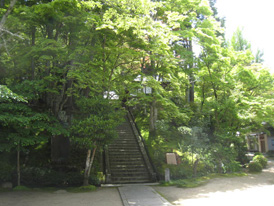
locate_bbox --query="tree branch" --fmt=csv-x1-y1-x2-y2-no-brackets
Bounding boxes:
0,0,17,28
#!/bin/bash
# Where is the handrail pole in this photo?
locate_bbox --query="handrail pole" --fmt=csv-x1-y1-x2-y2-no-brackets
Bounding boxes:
127,108,158,181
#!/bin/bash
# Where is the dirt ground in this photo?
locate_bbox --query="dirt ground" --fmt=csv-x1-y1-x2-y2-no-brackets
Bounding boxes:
154,159,274,206
0,187,123,206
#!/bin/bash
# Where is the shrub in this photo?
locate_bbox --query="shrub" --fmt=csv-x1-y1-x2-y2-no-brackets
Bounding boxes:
67,185,96,193
254,152,263,156
223,160,242,173
13,186,31,191
248,161,263,173
266,150,274,157
21,167,100,187
160,162,193,180
253,155,267,168
0,161,14,183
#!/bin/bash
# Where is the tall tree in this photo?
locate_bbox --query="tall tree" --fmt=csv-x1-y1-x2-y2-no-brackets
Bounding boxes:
71,97,124,186
231,27,251,51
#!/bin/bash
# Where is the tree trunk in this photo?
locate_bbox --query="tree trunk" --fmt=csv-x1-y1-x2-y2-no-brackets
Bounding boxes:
83,144,97,186
87,146,97,179
189,40,194,103
189,74,195,102
193,158,199,177
149,99,157,141
149,99,157,132
17,144,20,186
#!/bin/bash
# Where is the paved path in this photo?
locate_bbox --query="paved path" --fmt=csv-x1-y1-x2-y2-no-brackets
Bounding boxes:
118,185,171,206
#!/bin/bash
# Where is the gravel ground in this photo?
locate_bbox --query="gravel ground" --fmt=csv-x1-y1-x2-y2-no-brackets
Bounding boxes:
154,159,274,206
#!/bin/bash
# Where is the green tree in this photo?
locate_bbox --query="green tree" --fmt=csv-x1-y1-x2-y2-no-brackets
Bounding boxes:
0,85,26,102
0,90,66,186
254,49,264,63
231,27,251,51
71,97,124,186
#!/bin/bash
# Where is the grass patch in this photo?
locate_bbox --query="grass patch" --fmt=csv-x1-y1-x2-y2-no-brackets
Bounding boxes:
66,185,96,193
13,186,31,191
207,172,247,178
160,172,247,188
160,176,210,188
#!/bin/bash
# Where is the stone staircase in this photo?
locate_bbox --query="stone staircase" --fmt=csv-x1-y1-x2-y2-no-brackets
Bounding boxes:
105,114,156,183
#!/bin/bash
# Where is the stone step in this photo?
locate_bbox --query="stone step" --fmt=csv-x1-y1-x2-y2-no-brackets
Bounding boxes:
109,142,138,147
111,176,151,183
108,146,139,150
111,140,136,144
109,157,143,161
117,128,133,132
111,179,151,184
109,160,144,164
108,148,140,152
110,167,147,172
108,154,143,158
116,134,133,137
110,164,146,169
111,172,149,177
110,160,145,166
114,135,136,138
116,136,134,140
105,115,154,184
108,151,142,156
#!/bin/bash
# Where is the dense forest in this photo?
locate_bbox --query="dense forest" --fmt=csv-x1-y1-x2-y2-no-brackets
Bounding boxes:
0,0,273,187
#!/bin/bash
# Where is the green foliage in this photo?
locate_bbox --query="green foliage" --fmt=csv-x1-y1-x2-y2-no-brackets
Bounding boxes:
160,172,247,188
230,27,251,51
266,150,274,157
162,163,193,180
66,185,96,193
254,152,263,156
0,85,27,103
0,102,67,152
160,176,210,188
71,97,124,148
20,167,100,187
13,185,31,191
248,161,263,173
0,160,14,182
253,155,267,168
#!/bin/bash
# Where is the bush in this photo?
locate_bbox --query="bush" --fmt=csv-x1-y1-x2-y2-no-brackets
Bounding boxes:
254,152,263,156
248,161,263,173
21,167,100,187
67,185,96,193
253,155,267,168
266,150,274,157
13,186,31,191
223,160,242,173
0,161,14,183
21,167,60,187
160,162,193,180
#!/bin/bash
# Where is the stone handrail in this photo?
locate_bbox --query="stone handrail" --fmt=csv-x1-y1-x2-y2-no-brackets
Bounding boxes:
127,110,157,181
